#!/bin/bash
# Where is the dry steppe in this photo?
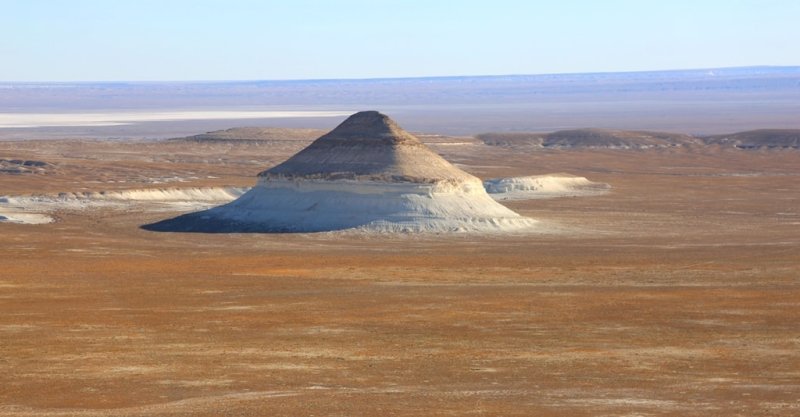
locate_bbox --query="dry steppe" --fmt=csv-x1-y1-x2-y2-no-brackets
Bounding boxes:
1,133,799,416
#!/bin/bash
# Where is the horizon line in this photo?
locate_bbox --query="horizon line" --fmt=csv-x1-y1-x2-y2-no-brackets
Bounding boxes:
2,65,799,85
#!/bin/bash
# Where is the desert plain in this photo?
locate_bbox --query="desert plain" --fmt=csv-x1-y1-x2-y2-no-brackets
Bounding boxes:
1,127,798,416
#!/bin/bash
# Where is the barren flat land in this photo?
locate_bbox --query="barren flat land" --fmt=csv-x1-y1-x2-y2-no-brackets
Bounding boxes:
1,129,799,416
2,69,800,415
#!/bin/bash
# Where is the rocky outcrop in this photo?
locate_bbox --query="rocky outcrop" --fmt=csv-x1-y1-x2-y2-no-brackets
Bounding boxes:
144,111,536,233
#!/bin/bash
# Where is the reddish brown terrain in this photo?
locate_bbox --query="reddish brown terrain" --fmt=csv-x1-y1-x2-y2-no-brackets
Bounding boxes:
1,133,799,416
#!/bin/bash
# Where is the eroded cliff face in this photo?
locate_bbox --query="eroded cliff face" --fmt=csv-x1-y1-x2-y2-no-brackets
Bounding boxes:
260,111,477,184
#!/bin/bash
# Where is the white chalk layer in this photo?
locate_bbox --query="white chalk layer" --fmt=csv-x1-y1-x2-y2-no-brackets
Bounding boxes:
485,175,611,200
161,177,538,233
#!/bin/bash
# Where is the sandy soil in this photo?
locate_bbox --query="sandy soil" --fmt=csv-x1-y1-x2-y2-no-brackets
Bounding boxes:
0,137,799,416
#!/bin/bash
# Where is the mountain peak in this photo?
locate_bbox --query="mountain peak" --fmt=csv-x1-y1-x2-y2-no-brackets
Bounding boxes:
318,110,420,145
260,111,472,183
337,110,393,129
144,110,536,233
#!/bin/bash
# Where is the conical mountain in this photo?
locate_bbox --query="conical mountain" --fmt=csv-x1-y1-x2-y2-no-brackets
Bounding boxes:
261,111,474,183
143,111,536,233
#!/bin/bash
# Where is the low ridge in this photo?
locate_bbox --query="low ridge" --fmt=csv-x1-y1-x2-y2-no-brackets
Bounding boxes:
171,127,325,143
478,128,694,149
704,129,800,149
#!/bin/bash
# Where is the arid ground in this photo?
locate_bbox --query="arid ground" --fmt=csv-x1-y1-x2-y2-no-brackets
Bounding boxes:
1,135,799,416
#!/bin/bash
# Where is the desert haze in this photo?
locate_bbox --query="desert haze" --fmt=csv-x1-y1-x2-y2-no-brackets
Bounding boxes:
1,68,799,416
2,66,799,139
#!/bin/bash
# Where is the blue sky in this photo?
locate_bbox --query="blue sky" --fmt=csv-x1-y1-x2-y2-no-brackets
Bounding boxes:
2,0,799,81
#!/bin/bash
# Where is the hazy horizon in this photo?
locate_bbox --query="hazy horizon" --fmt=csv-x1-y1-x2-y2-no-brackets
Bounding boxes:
1,65,798,138
2,64,798,84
